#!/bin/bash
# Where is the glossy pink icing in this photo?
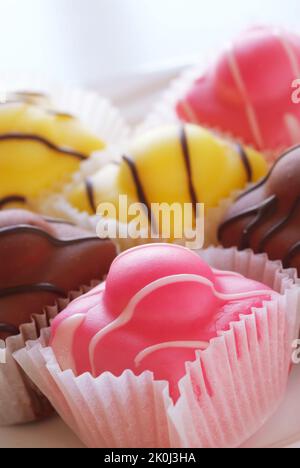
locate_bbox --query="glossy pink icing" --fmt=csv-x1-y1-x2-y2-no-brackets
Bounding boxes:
50,244,276,400
177,26,300,153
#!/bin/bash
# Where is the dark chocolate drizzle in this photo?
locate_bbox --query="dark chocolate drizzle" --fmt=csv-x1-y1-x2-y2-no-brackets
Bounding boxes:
0,323,19,336
0,283,67,300
218,145,300,268
258,197,300,253
0,224,102,246
219,145,300,270
0,223,104,337
0,284,66,337
122,155,152,222
0,195,27,210
236,145,300,202
179,126,198,215
284,243,300,268
85,178,97,214
0,133,88,161
218,195,278,250
236,144,253,182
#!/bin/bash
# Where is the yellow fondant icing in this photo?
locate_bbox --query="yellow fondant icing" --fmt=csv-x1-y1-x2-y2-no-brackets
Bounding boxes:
67,124,268,237
0,99,104,204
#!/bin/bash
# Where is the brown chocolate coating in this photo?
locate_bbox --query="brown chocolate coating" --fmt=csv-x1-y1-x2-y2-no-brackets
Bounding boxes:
0,209,117,340
218,146,300,274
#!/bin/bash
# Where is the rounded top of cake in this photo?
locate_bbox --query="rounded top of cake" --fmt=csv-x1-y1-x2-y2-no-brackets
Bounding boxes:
104,244,216,318
177,26,300,154
214,26,300,105
50,243,274,400
265,146,300,202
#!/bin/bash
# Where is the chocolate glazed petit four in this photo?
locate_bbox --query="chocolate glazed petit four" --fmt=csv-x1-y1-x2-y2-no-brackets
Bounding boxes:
218,146,300,273
0,209,117,341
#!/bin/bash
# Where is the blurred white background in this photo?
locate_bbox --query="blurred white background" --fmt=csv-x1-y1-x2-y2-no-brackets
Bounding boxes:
0,0,299,79
1,0,300,448
0,0,298,119
0,0,300,82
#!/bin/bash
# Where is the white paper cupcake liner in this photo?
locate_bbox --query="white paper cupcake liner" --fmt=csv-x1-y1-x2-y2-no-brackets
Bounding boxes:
14,248,300,448
136,60,283,163
0,282,99,426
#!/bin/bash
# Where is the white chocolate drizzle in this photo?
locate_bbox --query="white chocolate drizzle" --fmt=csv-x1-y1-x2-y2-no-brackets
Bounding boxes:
88,273,273,375
227,47,264,149
212,268,242,278
284,114,300,145
180,100,200,124
275,29,300,78
134,340,209,367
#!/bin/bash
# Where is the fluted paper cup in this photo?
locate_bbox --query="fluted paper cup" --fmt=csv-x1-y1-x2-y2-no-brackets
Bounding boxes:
14,248,300,447
0,282,99,426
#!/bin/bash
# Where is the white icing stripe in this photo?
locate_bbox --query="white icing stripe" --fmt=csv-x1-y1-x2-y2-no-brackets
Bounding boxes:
88,273,273,375
134,340,209,367
275,30,300,78
180,100,200,124
52,314,86,373
284,114,300,145
227,48,264,149
212,268,242,278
